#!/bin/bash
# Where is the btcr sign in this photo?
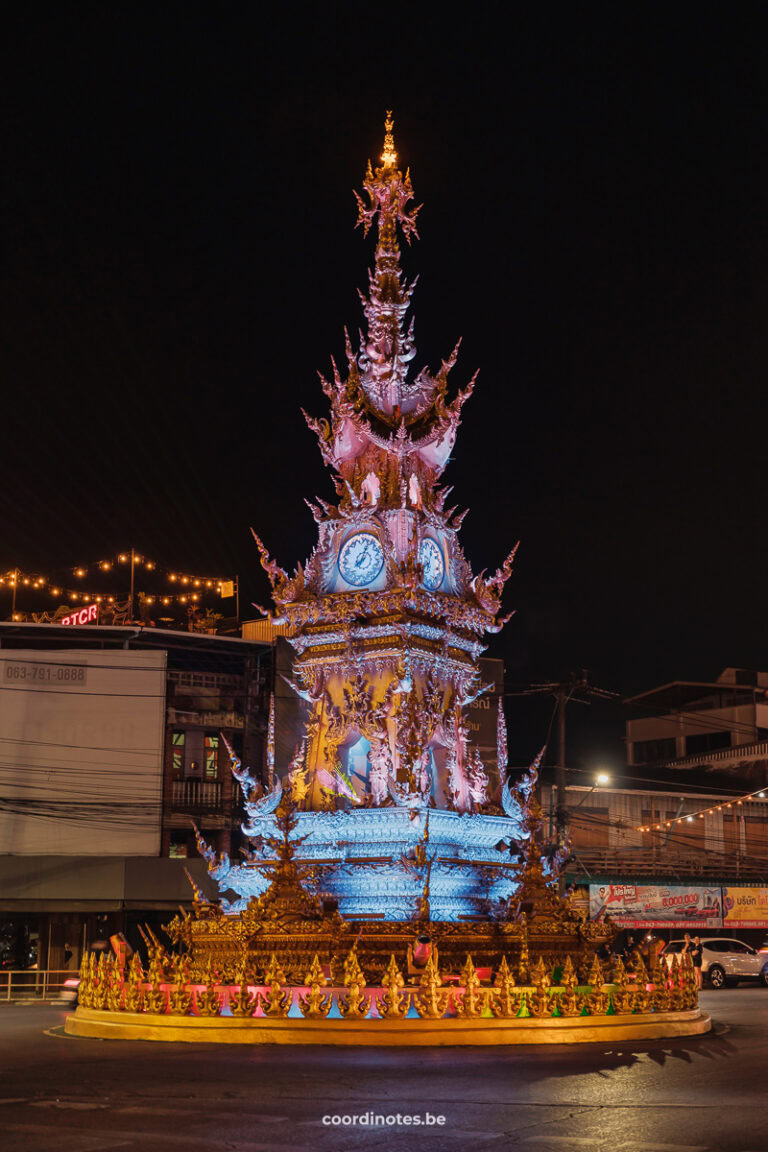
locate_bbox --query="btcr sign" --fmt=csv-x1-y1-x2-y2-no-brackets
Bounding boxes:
60,603,98,626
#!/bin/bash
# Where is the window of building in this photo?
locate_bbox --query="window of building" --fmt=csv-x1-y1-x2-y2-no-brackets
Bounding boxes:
169,832,188,859
172,731,185,774
204,733,219,780
632,738,676,765
685,730,731,756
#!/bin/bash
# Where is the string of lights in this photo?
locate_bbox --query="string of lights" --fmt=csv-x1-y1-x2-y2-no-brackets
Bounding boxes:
636,786,768,831
1,553,232,601
1,565,234,623
8,550,229,583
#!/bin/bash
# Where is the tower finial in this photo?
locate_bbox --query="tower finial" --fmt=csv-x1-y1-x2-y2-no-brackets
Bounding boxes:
381,110,397,168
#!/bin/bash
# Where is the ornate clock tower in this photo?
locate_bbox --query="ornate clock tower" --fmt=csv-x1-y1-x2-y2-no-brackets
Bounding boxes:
254,114,517,814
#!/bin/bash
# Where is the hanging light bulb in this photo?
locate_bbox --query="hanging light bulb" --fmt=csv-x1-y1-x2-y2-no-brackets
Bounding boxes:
169,574,177,582
75,568,85,577
146,561,154,570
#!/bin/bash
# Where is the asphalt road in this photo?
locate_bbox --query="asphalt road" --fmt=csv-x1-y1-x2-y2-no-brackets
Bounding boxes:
0,990,765,1152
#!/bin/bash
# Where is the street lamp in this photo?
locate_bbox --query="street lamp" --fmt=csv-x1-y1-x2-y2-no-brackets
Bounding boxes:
570,771,611,812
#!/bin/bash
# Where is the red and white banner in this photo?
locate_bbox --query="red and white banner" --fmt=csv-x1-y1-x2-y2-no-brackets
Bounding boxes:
589,883,723,928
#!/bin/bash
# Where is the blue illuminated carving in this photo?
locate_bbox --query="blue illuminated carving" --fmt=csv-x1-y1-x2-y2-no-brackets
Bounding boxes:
213,805,529,921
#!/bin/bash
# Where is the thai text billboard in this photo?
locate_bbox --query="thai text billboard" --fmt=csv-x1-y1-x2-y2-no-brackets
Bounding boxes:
722,887,768,928
589,883,723,928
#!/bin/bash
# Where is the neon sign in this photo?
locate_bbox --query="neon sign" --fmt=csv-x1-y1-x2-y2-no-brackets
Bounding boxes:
60,603,98,626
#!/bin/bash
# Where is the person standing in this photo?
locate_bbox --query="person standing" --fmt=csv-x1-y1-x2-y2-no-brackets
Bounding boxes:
690,935,703,990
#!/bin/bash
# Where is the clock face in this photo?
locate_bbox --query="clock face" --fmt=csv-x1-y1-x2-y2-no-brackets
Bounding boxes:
338,532,385,587
420,537,445,591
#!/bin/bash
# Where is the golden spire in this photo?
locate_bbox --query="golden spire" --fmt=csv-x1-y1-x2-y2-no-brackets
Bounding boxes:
380,110,398,169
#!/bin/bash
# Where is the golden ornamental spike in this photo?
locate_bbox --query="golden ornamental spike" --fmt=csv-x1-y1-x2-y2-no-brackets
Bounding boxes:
230,968,254,1017
416,954,448,1019
300,954,331,1018
680,952,698,1009
78,953,92,1008
92,953,109,1011
668,954,685,1011
381,110,397,168
105,955,124,1013
456,953,486,1018
196,962,220,1017
122,954,144,1013
528,956,552,1018
378,954,408,1018
340,948,368,1018
490,956,518,1018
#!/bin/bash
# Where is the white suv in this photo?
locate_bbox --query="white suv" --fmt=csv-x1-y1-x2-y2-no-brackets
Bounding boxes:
663,938,768,989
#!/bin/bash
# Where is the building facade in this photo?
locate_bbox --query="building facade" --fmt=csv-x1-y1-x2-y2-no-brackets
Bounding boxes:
626,667,768,778
0,621,271,969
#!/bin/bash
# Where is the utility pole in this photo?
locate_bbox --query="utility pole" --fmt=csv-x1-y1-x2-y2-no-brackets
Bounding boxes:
554,683,569,855
129,548,136,622
10,568,19,620
508,671,618,892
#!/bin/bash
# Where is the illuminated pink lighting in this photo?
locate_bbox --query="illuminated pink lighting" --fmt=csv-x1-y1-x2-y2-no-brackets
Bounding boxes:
60,603,98,626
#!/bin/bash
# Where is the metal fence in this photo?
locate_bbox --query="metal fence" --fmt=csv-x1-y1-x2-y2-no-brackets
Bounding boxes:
1,969,77,1002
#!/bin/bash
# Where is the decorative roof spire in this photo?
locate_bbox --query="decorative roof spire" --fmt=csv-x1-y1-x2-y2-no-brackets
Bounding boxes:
380,109,398,168
353,112,422,418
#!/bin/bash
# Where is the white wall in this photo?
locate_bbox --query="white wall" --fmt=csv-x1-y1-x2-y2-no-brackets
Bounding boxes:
0,648,166,855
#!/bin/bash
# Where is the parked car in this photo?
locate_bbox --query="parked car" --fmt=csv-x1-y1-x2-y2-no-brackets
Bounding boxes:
662,938,768,989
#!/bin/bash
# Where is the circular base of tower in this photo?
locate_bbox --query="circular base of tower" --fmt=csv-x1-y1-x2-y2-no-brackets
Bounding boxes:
65,1006,711,1045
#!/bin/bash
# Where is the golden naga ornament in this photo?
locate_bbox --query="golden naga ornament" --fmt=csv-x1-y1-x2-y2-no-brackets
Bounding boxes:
379,955,408,1018
340,949,368,1019
300,955,331,1019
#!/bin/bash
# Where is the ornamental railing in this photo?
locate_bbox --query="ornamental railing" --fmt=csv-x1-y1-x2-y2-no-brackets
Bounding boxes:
170,780,222,810
76,949,698,1020
568,846,768,881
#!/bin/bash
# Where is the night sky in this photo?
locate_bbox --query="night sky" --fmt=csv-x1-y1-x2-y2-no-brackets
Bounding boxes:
2,8,767,773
